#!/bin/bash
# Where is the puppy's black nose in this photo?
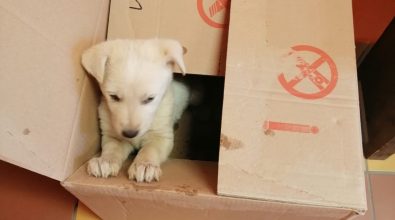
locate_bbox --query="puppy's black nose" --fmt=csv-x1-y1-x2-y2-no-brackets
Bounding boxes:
122,130,138,138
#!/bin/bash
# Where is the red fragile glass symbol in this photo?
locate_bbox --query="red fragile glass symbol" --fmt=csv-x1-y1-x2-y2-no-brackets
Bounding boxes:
278,45,338,100
197,0,229,28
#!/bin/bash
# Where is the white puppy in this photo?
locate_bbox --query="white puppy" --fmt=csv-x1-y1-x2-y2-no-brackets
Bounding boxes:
81,39,189,182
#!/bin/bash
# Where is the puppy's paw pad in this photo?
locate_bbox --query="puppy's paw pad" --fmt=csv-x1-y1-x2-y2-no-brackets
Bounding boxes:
87,157,121,178
128,162,162,183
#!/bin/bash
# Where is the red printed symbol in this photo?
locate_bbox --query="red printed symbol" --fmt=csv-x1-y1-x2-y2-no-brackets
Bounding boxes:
264,120,319,134
197,0,229,28
278,45,338,99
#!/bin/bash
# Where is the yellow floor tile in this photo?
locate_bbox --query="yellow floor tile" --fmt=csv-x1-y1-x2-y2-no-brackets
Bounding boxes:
368,154,395,172
75,201,100,220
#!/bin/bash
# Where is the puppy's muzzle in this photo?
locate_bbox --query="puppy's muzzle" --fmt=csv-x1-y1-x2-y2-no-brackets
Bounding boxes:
122,129,139,138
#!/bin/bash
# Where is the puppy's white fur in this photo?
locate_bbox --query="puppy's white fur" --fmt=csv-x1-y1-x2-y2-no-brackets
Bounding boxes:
81,39,189,182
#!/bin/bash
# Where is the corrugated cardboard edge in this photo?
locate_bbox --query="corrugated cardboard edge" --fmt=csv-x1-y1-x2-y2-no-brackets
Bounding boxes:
63,159,358,220
61,0,111,181
217,192,365,216
349,8,369,212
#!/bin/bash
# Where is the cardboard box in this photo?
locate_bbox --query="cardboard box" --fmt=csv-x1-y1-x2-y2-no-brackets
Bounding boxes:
67,0,366,218
107,0,229,76
0,0,367,219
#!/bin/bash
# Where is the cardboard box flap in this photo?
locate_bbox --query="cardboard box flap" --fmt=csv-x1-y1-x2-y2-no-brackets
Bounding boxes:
107,0,229,76
218,0,366,213
63,159,356,220
0,0,109,181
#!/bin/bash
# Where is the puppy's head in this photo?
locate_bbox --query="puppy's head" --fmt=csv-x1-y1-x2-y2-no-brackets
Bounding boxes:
81,39,186,139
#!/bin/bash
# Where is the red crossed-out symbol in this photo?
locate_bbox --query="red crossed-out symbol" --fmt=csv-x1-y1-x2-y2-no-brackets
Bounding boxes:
197,0,229,28
278,45,338,100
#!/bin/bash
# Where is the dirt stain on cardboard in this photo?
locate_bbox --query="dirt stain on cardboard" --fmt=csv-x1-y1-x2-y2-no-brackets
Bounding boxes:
23,128,30,135
175,184,198,196
220,134,243,150
120,185,130,190
182,46,188,54
264,129,275,136
131,182,160,192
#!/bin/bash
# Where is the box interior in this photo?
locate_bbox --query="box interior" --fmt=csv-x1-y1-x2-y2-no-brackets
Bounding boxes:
171,74,224,161
92,73,226,168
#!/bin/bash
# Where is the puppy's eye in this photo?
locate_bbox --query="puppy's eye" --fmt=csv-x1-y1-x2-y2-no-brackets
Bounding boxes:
142,96,155,104
109,94,121,102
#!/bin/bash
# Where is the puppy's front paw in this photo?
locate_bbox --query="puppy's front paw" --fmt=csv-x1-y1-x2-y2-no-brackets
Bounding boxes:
128,160,162,182
87,157,121,178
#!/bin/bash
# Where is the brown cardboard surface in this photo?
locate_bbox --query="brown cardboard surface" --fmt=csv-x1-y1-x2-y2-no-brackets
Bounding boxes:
107,0,229,76
0,0,109,181
64,159,355,220
218,0,366,213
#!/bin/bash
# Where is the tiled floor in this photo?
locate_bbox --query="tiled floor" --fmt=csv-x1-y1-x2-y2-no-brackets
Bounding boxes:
369,174,395,220
75,202,100,220
363,155,395,220
341,156,395,220
368,154,395,172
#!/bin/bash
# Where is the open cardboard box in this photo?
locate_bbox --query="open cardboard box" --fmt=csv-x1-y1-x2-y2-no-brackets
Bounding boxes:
0,0,367,219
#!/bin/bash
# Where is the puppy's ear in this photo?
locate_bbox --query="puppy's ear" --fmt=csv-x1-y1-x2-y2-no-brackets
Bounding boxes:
159,40,187,75
81,42,110,84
